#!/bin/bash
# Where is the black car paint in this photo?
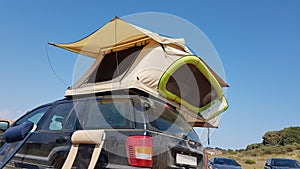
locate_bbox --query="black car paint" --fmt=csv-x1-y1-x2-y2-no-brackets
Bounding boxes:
5,95,205,169
264,158,300,169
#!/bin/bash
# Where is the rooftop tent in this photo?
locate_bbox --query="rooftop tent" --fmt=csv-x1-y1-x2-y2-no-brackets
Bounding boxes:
49,17,229,127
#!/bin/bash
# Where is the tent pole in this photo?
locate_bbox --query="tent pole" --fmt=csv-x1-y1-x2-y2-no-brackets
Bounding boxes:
207,127,210,145
114,18,120,81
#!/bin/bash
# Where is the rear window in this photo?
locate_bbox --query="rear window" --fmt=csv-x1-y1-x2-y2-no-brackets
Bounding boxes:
214,158,239,166
272,159,300,168
147,103,200,142
82,99,135,129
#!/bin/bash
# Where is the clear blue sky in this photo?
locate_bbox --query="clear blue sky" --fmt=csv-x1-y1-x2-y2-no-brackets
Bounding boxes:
1,1,300,150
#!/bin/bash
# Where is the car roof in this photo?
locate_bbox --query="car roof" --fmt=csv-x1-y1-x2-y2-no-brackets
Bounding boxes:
270,158,296,160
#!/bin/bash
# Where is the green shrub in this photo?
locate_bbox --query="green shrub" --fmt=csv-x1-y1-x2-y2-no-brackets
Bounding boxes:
263,149,272,155
263,126,300,146
292,143,300,149
237,149,245,153
275,147,287,154
246,143,263,150
245,159,256,165
286,146,294,152
227,155,235,159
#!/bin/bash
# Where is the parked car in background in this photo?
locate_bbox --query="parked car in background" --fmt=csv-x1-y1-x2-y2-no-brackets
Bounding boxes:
2,93,206,169
0,120,10,147
265,158,300,169
209,157,242,169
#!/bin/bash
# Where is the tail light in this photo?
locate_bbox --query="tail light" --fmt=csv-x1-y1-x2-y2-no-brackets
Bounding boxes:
126,136,153,168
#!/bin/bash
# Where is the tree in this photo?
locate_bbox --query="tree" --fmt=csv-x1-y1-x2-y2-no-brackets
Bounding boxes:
246,143,263,150
262,126,300,146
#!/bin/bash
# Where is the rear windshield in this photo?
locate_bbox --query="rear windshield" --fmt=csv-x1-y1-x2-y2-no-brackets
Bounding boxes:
81,99,135,129
147,102,200,142
272,159,300,168
214,158,239,166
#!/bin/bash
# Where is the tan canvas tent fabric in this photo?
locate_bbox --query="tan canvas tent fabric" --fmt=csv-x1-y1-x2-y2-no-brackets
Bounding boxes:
49,17,228,127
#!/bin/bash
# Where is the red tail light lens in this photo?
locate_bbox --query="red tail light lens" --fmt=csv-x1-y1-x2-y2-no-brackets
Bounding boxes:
126,136,153,168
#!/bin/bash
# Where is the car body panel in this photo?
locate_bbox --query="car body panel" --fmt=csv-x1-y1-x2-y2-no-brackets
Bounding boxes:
3,95,205,169
265,158,300,169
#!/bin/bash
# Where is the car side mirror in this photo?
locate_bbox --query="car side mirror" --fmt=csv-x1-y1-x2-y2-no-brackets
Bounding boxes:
0,121,10,132
4,122,34,143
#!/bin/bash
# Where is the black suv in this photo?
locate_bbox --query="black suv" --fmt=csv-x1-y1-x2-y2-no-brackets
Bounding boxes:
3,94,205,169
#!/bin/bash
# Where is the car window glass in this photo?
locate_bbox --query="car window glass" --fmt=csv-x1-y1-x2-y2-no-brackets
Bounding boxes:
187,130,200,142
296,161,300,168
15,106,50,126
147,103,201,142
0,121,9,131
64,107,78,130
64,101,85,130
82,99,134,129
214,158,237,166
147,104,192,137
41,102,75,130
273,159,300,168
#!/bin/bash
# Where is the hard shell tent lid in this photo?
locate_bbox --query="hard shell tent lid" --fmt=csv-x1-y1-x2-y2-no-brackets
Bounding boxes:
49,17,229,127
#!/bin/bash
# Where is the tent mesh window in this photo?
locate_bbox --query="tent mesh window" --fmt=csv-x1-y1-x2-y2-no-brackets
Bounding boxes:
88,46,144,83
166,64,217,107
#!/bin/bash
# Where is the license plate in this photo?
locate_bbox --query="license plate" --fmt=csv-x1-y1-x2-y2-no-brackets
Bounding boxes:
176,153,197,166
